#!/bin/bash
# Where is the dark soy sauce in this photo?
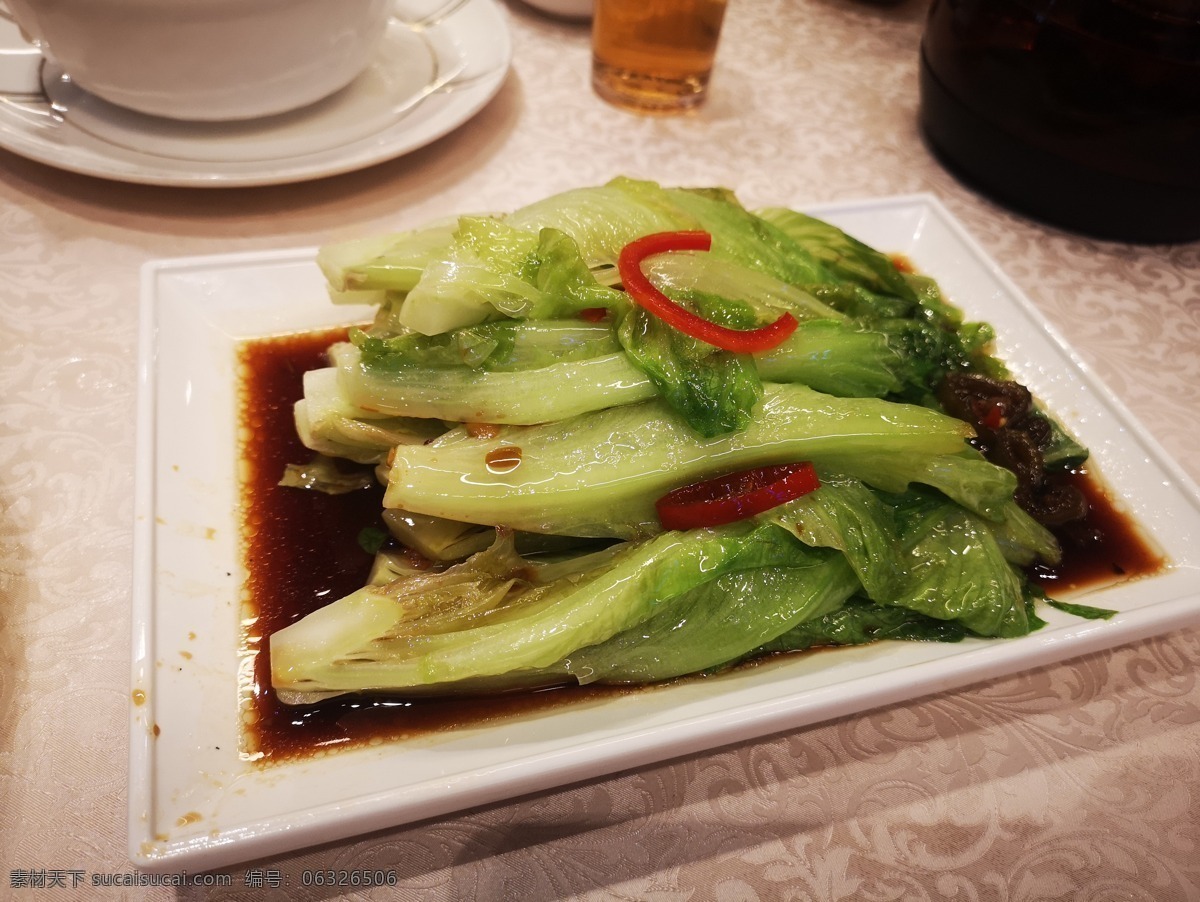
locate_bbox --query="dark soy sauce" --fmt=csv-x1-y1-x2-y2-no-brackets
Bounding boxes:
238,329,637,762
1026,469,1165,591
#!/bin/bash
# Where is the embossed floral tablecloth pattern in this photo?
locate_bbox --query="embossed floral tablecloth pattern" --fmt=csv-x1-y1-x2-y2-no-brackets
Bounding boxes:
2,0,1199,898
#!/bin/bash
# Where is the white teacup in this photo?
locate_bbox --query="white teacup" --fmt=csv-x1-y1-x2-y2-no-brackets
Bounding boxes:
3,0,393,121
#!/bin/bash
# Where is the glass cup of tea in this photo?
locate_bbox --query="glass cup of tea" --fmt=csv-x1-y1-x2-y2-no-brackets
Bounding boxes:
591,0,730,114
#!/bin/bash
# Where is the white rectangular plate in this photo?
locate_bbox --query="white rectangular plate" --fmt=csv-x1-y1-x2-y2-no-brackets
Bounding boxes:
130,195,1200,872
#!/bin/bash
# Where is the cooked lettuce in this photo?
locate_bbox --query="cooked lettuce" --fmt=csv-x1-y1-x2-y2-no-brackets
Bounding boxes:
381,384,974,539
269,178,1097,703
272,521,814,693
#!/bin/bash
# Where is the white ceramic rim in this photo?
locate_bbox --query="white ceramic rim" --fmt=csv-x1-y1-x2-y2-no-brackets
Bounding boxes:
0,0,511,186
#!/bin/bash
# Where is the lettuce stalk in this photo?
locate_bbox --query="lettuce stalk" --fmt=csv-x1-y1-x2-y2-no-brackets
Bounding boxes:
382,383,974,539
272,521,815,694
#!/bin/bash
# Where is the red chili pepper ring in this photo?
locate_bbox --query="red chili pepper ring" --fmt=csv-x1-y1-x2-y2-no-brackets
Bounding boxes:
655,461,821,530
617,231,798,354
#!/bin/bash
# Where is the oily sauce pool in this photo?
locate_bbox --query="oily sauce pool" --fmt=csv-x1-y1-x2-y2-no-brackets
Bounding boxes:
238,329,629,763
238,329,1164,763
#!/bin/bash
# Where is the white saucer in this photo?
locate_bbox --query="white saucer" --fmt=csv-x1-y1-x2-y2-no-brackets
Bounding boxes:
0,0,511,186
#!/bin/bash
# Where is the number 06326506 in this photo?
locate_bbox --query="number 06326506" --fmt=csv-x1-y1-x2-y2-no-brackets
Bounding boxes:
300,869,398,887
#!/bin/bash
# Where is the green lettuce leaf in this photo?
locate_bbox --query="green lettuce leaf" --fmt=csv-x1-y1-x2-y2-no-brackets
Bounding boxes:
562,543,859,684
754,597,970,653
616,293,763,437
755,206,917,302
885,491,1039,638
271,520,810,694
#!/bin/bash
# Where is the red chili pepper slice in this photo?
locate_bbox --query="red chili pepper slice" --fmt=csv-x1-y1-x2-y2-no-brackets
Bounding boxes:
971,397,1008,431
617,231,798,354
655,461,820,530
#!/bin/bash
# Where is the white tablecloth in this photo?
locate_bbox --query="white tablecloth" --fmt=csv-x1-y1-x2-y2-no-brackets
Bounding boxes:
2,0,1198,898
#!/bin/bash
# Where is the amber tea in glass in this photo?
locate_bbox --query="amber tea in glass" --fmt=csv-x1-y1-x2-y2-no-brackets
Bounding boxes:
592,0,730,113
